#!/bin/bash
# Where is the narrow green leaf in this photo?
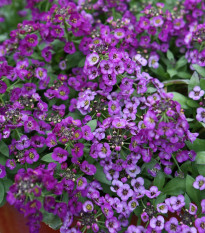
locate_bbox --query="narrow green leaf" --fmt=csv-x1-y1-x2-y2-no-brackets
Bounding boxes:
87,119,97,132
167,68,177,78
155,194,166,205
94,164,111,185
162,178,186,195
188,71,200,92
41,153,55,162
153,172,165,191
195,151,205,164
184,193,191,209
196,165,205,176
171,92,189,109
176,56,187,69
192,64,205,77
177,72,191,79
186,138,205,152
200,79,205,90
0,141,9,157
186,175,201,204
0,181,5,205
167,50,174,61
186,100,199,108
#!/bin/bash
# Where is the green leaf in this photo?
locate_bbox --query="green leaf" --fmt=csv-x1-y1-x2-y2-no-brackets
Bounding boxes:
0,141,9,157
188,71,200,92
186,138,205,152
192,64,205,77
186,175,201,204
66,52,84,69
200,79,205,90
67,111,83,119
186,99,199,108
184,193,191,209
177,72,191,79
155,194,166,205
153,172,165,191
146,87,157,93
94,164,111,185
150,65,170,80
0,181,5,205
171,92,189,109
162,178,186,195
167,68,177,78
3,178,13,192
47,216,62,230
176,56,187,69
195,151,205,164
87,119,97,132
134,205,143,216
167,50,174,61
78,57,86,67
196,164,205,176
41,153,55,162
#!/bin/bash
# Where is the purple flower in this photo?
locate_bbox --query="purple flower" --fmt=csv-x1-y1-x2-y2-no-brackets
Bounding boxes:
60,211,73,233
81,161,96,175
195,216,205,233
35,67,47,80
6,159,16,170
31,135,45,148
112,118,126,128
83,200,94,213
196,107,205,123
55,203,67,218
189,203,197,215
59,60,67,70
181,226,197,233
15,135,30,150
117,183,133,201
81,125,94,141
150,215,164,231
71,143,84,158
76,177,87,190
169,195,185,211
24,34,38,47
189,86,204,100
151,16,164,27
146,186,161,199
52,147,69,163
0,164,6,178
64,41,76,54
165,217,181,233
45,134,57,148
143,111,157,129
141,212,149,222
0,80,7,94
105,217,120,233
97,143,111,158
114,28,125,39
86,52,100,66
157,203,168,214
131,177,144,192
25,148,39,164
201,199,205,214
133,54,147,66
148,54,159,69
56,85,70,100
193,175,205,190
100,60,113,74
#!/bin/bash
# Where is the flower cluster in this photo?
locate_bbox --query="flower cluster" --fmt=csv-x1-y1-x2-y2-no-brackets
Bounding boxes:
0,0,205,233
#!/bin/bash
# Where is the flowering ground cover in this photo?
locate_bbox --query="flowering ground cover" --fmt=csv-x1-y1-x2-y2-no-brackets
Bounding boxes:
0,0,205,232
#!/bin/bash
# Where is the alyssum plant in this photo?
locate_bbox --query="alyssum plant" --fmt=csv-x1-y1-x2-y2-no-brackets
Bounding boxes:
0,0,205,233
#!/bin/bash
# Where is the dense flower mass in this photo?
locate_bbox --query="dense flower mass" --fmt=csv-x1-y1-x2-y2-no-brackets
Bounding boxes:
0,0,205,233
